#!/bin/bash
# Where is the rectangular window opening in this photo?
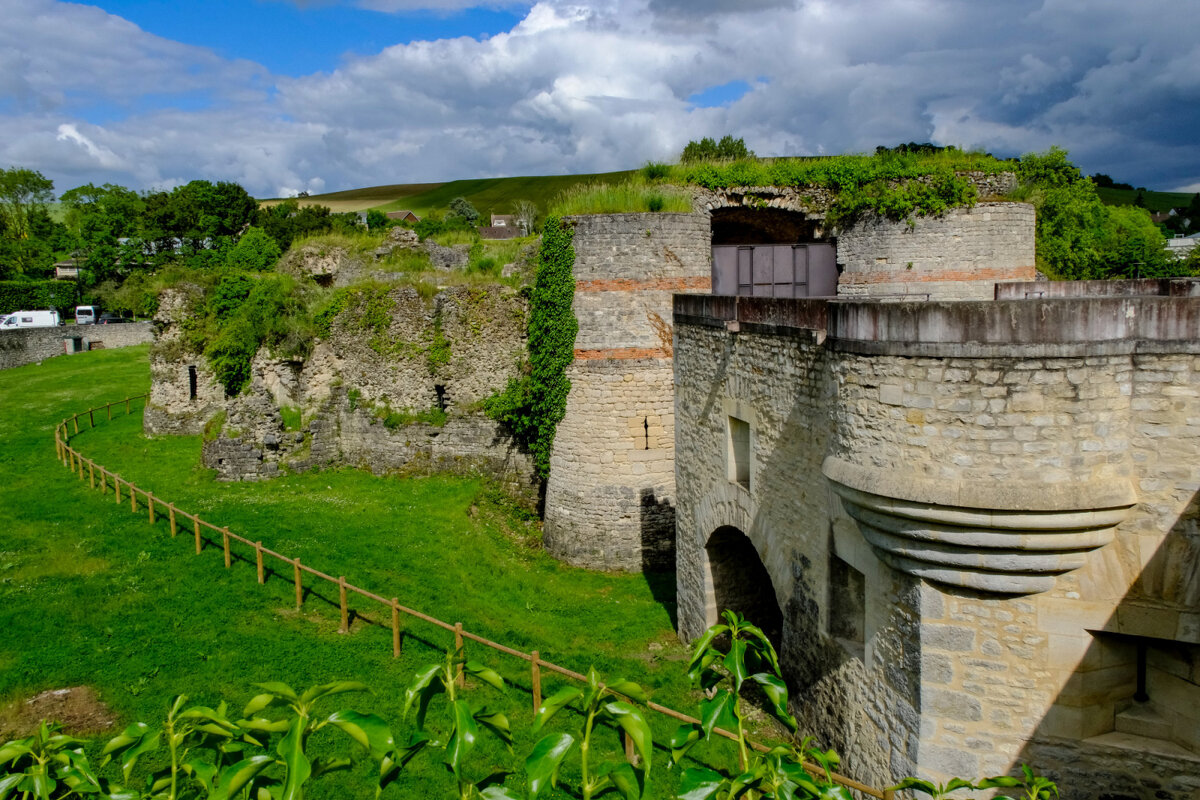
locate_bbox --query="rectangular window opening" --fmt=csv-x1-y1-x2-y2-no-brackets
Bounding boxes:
727,416,751,489
188,366,198,401
828,554,866,660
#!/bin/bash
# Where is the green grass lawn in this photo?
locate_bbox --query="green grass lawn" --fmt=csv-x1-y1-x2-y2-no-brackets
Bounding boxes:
0,346,770,798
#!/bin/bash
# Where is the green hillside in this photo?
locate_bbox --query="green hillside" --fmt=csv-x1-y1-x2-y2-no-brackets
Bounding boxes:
1096,186,1194,212
283,170,637,219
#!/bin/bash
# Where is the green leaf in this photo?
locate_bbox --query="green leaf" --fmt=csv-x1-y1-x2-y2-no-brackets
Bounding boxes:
211,755,275,800
326,710,394,759
890,778,939,796
604,680,648,704
253,682,299,703
378,735,429,793
669,723,703,765
473,708,513,749
524,732,574,800
276,715,312,800
699,690,736,741
740,623,782,674
685,625,730,678
464,662,506,691
0,773,23,800
446,700,479,782
602,702,652,771
480,787,522,800
818,784,854,800
298,681,369,708
310,756,353,778
182,758,219,790
678,767,725,800
243,693,288,717
403,664,446,729
977,777,1022,789
601,761,643,800
0,741,31,766
945,778,976,794
238,718,292,734
747,673,797,731
723,638,749,691
531,687,582,734
101,722,161,781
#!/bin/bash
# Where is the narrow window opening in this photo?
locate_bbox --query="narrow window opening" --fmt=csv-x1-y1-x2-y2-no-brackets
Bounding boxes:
828,554,866,660
188,366,198,401
727,416,751,489
644,417,650,450
434,385,447,411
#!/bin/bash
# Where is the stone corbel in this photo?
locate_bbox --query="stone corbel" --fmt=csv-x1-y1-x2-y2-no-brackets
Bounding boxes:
822,457,1137,595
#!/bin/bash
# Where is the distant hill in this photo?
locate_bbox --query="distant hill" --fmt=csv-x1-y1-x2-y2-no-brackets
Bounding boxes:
264,170,637,220
1095,186,1194,213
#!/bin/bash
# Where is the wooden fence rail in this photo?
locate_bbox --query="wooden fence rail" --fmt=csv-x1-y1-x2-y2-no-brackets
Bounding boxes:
52,394,891,800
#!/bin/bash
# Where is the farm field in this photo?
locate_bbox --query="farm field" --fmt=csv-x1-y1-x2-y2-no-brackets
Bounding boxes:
0,346,774,798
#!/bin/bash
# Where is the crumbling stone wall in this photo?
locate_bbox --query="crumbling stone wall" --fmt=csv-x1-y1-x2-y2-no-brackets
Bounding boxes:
147,283,536,500
674,294,1200,798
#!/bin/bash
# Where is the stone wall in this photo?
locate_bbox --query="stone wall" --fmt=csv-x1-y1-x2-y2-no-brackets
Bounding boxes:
146,283,537,500
836,203,1036,300
673,294,1200,798
542,212,711,570
0,322,153,370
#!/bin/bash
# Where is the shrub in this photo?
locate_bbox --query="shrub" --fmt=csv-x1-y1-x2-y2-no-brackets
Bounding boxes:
225,225,282,271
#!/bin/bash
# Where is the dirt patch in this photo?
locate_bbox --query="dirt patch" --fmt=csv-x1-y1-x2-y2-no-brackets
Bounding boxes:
0,686,118,740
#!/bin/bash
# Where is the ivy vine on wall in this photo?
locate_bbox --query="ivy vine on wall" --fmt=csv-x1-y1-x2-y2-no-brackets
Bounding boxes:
485,216,577,479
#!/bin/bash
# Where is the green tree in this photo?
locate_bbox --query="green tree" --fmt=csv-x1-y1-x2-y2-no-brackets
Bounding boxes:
61,182,145,282
366,209,390,231
680,135,753,163
448,197,480,226
0,167,54,240
226,226,282,272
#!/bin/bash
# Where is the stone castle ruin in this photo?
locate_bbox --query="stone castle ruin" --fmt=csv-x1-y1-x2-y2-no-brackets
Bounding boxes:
146,175,1199,798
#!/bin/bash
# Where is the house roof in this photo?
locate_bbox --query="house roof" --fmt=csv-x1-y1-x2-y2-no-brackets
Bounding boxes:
386,210,420,221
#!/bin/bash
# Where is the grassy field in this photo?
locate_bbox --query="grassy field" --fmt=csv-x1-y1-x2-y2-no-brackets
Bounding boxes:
1095,186,1194,212
271,170,638,221
0,346,780,798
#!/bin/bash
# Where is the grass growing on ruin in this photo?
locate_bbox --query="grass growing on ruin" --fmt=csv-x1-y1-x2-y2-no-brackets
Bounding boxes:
0,346,722,799
549,180,693,216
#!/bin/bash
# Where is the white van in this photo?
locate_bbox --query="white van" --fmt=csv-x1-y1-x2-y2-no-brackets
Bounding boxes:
1,310,62,329
75,305,99,325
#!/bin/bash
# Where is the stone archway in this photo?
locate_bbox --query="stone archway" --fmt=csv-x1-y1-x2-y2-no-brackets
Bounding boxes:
705,525,783,649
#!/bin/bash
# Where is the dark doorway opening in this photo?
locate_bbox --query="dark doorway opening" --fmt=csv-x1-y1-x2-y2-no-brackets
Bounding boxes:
706,526,783,649
434,385,447,412
188,366,198,401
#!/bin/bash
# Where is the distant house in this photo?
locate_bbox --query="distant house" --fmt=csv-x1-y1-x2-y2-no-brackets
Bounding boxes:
1166,232,1199,258
478,213,526,240
490,214,517,228
386,210,420,223
54,258,81,280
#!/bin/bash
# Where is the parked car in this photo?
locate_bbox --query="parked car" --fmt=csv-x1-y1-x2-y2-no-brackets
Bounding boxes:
97,313,132,324
1,310,62,329
75,305,99,325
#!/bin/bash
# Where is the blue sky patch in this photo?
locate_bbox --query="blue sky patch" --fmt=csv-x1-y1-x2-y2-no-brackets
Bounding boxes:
687,80,752,108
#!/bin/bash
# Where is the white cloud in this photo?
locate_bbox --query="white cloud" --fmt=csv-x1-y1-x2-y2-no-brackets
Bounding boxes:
0,0,1196,198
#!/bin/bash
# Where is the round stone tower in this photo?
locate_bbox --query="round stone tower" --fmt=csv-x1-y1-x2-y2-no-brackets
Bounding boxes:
542,212,711,571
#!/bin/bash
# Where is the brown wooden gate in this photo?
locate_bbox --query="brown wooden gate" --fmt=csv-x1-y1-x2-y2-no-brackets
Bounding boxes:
711,243,837,298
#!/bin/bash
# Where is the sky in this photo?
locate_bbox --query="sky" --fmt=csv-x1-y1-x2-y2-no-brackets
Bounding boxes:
1,0,1197,199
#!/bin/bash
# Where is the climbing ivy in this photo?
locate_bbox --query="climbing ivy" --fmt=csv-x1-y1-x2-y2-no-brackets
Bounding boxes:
485,216,577,478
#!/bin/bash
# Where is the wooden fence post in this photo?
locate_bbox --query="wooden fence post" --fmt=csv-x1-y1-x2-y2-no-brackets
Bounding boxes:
73,416,79,435
193,518,201,554
107,404,112,421
88,461,94,489
100,469,107,495
115,478,121,504
89,408,94,428
454,623,465,687
531,651,541,715
148,494,155,525
78,454,86,480
125,397,130,414
169,504,176,537
255,542,264,584
130,485,137,513
223,528,231,568
338,577,349,633
392,599,402,658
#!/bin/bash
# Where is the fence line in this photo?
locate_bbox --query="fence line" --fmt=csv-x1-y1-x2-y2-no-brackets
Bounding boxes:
53,395,890,800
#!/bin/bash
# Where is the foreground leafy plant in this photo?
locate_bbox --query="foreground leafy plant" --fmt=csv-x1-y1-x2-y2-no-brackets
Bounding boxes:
402,648,516,800
0,721,95,800
525,668,653,800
